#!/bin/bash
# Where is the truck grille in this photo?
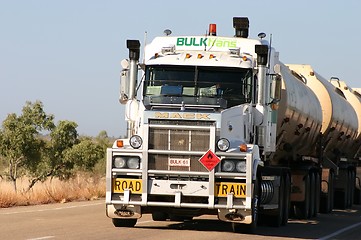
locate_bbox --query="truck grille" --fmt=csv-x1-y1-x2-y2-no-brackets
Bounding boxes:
148,120,214,172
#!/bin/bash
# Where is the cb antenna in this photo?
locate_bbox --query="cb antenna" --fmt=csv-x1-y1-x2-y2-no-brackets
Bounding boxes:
268,33,272,69
142,31,147,65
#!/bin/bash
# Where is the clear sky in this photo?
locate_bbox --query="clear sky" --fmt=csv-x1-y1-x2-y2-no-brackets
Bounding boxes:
1,1,360,137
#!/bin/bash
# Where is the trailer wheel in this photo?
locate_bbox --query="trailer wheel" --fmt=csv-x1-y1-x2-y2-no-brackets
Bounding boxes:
313,171,321,217
330,171,335,211
348,169,355,208
293,173,310,219
354,176,361,204
335,168,350,210
320,170,334,213
281,173,291,225
232,178,259,234
309,172,316,218
112,218,137,227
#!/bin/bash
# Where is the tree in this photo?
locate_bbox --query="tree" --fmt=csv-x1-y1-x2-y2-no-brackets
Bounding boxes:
64,137,104,172
95,130,112,151
0,101,54,191
0,101,112,192
26,121,106,190
31,120,79,183
94,130,113,174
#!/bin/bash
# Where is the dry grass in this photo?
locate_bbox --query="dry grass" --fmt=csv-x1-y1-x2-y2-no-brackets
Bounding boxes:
0,173,105,208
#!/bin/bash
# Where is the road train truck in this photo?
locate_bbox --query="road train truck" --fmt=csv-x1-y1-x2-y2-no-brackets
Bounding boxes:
105,17,361,233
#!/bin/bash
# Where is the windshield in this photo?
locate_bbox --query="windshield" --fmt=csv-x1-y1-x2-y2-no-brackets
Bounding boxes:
143,65,253,109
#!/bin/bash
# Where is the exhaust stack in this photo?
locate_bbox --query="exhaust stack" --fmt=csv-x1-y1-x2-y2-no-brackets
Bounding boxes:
233,17,249,38
126,40,141,100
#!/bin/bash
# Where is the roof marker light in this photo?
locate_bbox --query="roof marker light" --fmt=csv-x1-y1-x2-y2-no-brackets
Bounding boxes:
209,24,217,36
197,54,203,59
186,53,192,59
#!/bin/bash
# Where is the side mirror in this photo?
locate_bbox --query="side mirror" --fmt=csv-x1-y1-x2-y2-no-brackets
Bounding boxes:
270,74,282,101
269,73,282,110
119,59,130,104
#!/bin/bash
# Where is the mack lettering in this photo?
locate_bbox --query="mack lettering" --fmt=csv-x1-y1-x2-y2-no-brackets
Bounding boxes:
154,112,210,120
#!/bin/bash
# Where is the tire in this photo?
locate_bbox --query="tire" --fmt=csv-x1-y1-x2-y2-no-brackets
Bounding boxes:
354,176,361,204
169,215,193,222
309,172,316,218
320,171,332,213
335,169,348,210
268,172,291,226
329,171,335,211
112,218,137,228
293,173,310,219
152,212,168,221
269,174,285,227
313,171,321,217
282,173,291,226
232,178,259,234
348,169,355,208
346,169,352,208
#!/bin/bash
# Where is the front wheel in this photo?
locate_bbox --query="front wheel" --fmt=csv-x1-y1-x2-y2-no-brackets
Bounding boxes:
152,212,168,221
232,178,259,234
112,218,137,227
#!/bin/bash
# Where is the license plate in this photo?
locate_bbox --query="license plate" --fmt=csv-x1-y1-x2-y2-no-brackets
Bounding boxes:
113,178,142,194
169,158,190,167
215,182,246,198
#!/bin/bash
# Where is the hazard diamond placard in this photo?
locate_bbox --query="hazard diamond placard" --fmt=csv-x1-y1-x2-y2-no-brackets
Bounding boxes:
199,149,221,171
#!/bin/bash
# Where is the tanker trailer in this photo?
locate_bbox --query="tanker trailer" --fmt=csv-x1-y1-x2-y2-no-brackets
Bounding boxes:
329,79,361,159
329,79,361,205
351,88,361,204
288,65,359,211
268,63,324,219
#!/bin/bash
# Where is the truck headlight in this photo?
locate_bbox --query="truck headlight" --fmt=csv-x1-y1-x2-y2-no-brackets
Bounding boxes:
221,160,235,172
130,135,142,149
113,156,127,168
127,157,140,169
236,160,247,173
221,159,246,173
113,156,141,169
217,138,230,152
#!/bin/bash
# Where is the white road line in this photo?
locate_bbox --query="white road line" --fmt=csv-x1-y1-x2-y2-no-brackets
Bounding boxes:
0,202,103,215
26,236,55,240
318,221,361,240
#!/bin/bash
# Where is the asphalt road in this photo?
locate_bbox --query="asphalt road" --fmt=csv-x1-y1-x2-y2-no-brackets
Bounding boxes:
1,200,361,240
